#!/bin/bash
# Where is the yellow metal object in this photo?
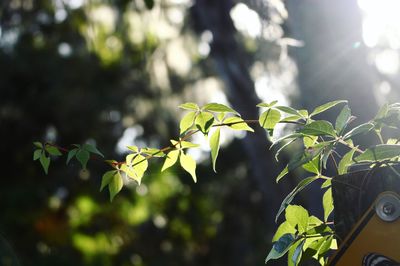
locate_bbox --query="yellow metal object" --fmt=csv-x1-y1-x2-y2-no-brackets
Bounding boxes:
329,192,400,265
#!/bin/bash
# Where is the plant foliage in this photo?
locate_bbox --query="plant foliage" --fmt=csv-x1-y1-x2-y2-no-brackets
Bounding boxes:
33,101,400,265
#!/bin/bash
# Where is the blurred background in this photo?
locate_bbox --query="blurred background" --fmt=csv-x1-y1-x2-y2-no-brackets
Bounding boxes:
0,0,399,265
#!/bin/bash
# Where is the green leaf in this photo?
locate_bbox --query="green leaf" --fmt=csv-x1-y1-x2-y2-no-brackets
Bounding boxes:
338,148,356,174
354,144,400,162
272,221,296,242
83,144,104,157
343,122,374,140
33,142,43,149
290,239,305,266
276,166,288,182
109,171,123,202
141,148,165,157
161,150,180,172
224,117,254,132
76,149,90,169
180,111,197,134
259,109,281,129
302,156,320,175
281,147,324,179
195,112,214,134
274,138,297,161
45,145,62,156
210,128,220,172
303,135,318,148
100,170,118,191
280,115,303,122
265,234,296,264
321,179,331,189
180,152,197,182
123,154,148,184
285,205,309,234
276,176,319,222
127,145,139,153
375,103,389,120
33,149,42,161
298,110,309,118
318,236,333,256
275,106,301,116
179,102,199,111
66,148,78,165
271,133,303,149
257,101,278,108
39,153,50,174
299,121,336,137
179,141,200,149
202,103,238,114
323,188,333,222
335,105,351,134
310,100,347,117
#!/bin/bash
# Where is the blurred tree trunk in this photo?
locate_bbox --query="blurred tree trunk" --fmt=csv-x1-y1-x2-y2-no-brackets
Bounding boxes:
191,1,289,265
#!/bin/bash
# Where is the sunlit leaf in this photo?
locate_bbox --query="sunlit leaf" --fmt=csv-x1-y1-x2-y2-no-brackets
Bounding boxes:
354,144,400,162
298,110,309,118
180,152,197,182
141,148,165,157
180,141,200,149
224,117,254,132
335,105,351,134
303,135,318,148
275,106,301,116
83,144,104,157
338,148,356,174
33,142,43,149
100,170,118,191
124,154,148,184
302,156,320,175
210,128,220,172
272,221,296,242
299,121,336,137
318,236,334,256
76,149,90,169
33,149,42,161
203,103,238,114
271,133,303,149
39,153,50,174
127,145,139,153
109,171,123,202
180,111,197,134
280,115,303,122
276,176,319,222
310,100,347,117
321,179,331,189
259,109,281,129
285,205,309,234
195,112,214,134
45,145,62,156
179,102,199,111
276,166,288,183
161,150,180,172
343,122,374,140
257,100,278,108
265,234,296,264
323,188,333,222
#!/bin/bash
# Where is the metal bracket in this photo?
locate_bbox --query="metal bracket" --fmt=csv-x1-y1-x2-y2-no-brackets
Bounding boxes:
375,192,400,222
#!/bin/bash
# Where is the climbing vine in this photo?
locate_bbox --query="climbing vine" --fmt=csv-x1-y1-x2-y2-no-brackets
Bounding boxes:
33,101,400,265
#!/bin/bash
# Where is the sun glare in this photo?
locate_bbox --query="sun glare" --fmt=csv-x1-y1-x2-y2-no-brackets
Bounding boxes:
358,0,400,49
